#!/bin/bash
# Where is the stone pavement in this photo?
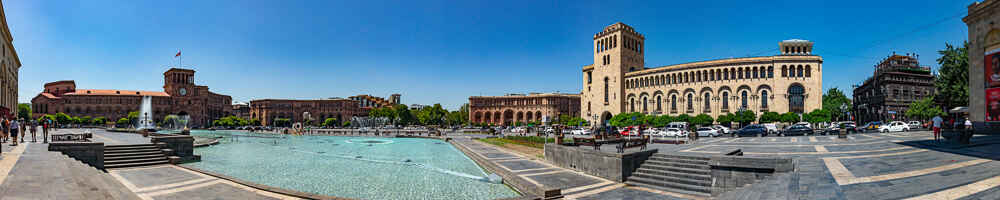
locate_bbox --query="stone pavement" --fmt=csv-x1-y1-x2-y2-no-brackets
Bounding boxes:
637,131,1000,200
107,165,299,200
0,142,141,200
450,136,699,200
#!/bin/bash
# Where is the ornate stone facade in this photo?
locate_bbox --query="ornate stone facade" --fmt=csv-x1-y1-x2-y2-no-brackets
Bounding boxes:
852,54,935,123
468,93,581,126
249,98,366,126
0,1,20,118
31,68,232,127
581,23,823,126
349,94,401,109
964,0,1000,122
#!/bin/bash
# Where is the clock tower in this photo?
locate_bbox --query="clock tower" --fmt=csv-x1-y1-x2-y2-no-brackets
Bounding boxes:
164,68,195,97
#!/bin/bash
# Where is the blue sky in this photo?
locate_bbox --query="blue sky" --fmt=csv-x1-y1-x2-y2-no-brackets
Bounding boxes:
6,0,975,110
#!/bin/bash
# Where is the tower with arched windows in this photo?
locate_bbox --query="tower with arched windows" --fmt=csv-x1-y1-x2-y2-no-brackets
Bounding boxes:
582,22,645,125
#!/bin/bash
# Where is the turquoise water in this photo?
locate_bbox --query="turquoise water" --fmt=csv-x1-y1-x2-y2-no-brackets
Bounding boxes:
182,130,519,200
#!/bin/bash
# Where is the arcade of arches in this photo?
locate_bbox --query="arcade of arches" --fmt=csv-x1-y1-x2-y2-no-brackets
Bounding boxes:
469,93,581,126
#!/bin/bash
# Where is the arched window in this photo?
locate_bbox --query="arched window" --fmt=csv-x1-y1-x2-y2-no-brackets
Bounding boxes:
753,67,759,79
604,77,609,103
656,96,662,111
642,96,648,113
723,69,729,80
687,93,694,112
630,98,635,112
789,85,805,113
696,71,701,82
805,65,812,77
768,66,774,78
797,65,804,77
738,68,743,79
722,92,729,111
745,67,751,79
741,91,748,109
671,95,677,112
703,93,711,112
761,90,769,109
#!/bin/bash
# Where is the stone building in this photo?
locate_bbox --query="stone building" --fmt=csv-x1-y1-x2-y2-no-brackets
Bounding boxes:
249,98,366,126
581,22,823,126
852,54,935,123
31,68,232,127
965,0,1000,125
231,103,250,120
0,0,20,118
348,94,401,109
468,93,581,126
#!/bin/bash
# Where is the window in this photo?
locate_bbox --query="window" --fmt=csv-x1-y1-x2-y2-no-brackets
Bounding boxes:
703,93,711,112
768,66,774,78
805,65,811,77
753,68,759,79
789,85,805,113
761,90,769,109
687,93,694,112
630,98,635,112
797,65,803,77
745,68,751,79
741,91,748,109
656,96,662,111
642,96,648,112
738,68,743,79
671,95,677,112
782,65,787,77
587,72,592,84
604,77,609,103
722,92,729,111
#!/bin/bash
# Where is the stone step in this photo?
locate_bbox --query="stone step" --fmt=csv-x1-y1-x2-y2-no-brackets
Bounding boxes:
641,164,711,175
626,177,711,197
105,151,165,158
651,153,711,161
631,172,711,187
105,153,167,161
104,145,158,150
104,148,160,154
105,144,158,149
642,160,711,170
105,157,168,165
636,168,712,181
647,156,710,165
104,159,169,169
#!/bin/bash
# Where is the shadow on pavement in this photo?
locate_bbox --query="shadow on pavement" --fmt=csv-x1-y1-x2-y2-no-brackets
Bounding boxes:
895,134,1000,161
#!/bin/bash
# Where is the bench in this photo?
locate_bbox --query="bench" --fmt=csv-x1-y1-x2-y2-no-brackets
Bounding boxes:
616,138,647,153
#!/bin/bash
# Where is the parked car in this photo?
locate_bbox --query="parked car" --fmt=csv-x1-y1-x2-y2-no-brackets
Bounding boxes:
620,126,638,136
907,121,922,130
664,128,685,137
862,121,882,132
570,128,591,135
732,124,768,137
544,127,556,134
794,122,812,129
826,122,858,135
781,125,813,136
696,127,722,137
762,123,779,134
879,121,910,133
712,125,731,134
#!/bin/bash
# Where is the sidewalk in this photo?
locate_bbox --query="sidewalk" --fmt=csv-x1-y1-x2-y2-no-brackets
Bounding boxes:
0,143,142,199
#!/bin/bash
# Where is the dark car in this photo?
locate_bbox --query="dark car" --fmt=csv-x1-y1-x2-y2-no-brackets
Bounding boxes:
781,125,813,136
732,124,768,137
824,122,858,135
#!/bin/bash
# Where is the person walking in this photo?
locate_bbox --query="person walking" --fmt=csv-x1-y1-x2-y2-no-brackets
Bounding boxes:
932,115,944,142
10,118,19,146
43,119,49,143
0,117,6,143
29,120,37,143
19,119,26,143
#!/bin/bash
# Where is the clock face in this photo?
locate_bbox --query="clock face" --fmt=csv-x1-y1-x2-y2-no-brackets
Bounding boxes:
179,88,188,96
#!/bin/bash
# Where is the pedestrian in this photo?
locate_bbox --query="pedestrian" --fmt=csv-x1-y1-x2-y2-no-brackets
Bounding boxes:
2,117,9,144
30,120,37,143
0,117,6,143
10,118,19,146
19,119,26,143
42,119,49,143
932,115,943,142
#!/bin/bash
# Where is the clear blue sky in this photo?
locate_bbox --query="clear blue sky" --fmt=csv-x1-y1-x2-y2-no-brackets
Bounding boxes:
6,0,975,110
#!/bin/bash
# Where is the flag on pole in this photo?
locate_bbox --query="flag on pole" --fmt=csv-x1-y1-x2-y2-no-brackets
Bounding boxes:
175,51,181,57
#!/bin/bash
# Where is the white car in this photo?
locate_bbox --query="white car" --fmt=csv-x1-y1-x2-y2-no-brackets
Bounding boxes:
794,122,811,129
544,127,556,134
663,128,685,137
763,123,779,134
712,125,731,134
907,121,921,130
570,128,591,135
879,121,910,133
696,127,721,137
511,127,525,133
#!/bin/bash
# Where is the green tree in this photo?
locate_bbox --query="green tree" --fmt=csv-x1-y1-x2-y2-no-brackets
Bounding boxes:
249,119,261,126
653,115,673,127
691,114,714,127
94,117,107,125
323,118,338,127
675,114,692,124
735,110,756,126
342,121,352,127
933,41,969,110
70,116,81,124
38,114,56,123
55,113,72,125
822,88,852,121
116,118,129,126
716,113,734,126
81,116,93,125
640,114,656,126
17,103,30,120
905,97,946,120
273,118,291,127
759,112,781,123
392,104,415,126
566,117,589,127
780,112,801,124
806,109,831,124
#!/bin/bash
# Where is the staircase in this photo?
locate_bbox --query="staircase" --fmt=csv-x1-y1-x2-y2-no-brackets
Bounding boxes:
104,144,169,169
625,153,713,197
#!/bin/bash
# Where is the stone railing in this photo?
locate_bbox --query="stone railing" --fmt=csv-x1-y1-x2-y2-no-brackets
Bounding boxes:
151,133,199,162
544,143,657,182
51,133,93,142
49,142,105,169
707,152,793,196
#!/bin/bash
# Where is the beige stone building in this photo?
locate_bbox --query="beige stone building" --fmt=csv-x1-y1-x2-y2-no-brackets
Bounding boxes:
964,0,1000,123
581,23,822,126
0,0,20,118
469,93,581,126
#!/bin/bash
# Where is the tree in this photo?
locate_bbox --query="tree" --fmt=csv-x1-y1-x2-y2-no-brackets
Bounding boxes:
735,110,756,126
55,113,71,125
273,118,291,127
116,117,129,127
906,97,945,120
653,115,673,127
81,116,93,125
822,88,852,121
71,116,82,125
342,121,352,127
691,114,714,127
94,117,107,125
38,114,56,123
934,41,969,110
716,113,734,126
780,112,800,124
17,103,30,120
322,118,338,127
415,104,448,125
566,117,589,127
759,112,781,123
806,109,831,124
675,114,692,124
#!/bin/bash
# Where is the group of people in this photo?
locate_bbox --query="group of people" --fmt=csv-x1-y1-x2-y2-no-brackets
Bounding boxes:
0,117,54,146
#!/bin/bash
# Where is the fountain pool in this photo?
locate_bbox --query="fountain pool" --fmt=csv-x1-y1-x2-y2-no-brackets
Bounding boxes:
182,130,519,200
